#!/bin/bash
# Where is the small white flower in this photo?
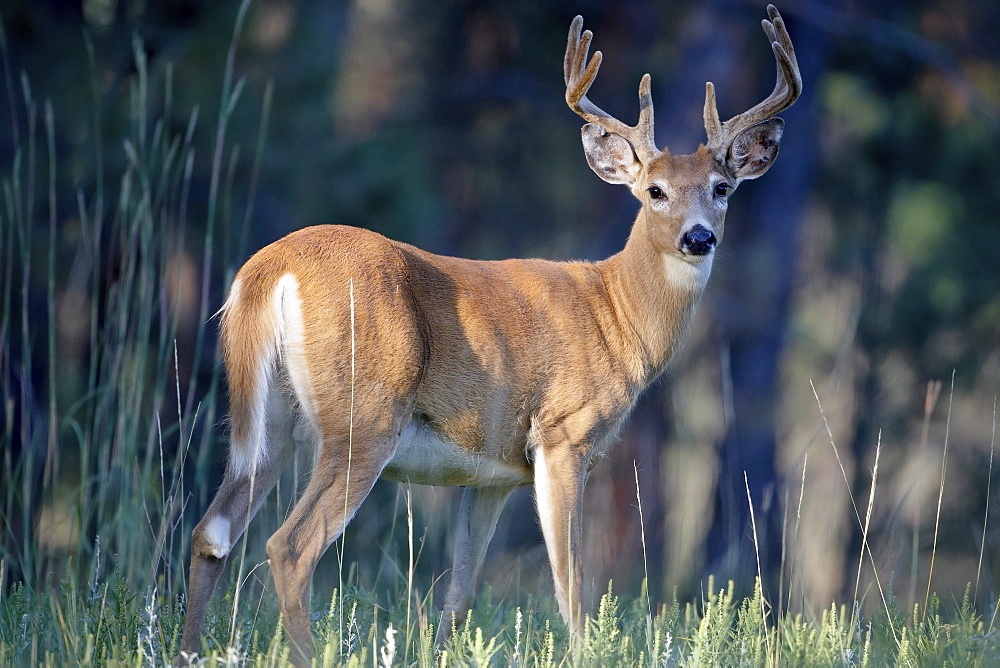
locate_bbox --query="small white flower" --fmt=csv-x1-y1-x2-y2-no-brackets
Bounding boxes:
380,623,397,667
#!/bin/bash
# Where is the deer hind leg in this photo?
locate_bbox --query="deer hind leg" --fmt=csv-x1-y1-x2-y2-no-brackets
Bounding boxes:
179,383,299,660
436,485,515,642
265,414,406,666
533,442,587,637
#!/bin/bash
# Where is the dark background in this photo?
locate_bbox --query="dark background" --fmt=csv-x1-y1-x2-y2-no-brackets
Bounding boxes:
2,0,999,618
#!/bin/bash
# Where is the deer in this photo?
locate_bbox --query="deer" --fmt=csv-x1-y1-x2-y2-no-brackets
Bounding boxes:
177,5,800,664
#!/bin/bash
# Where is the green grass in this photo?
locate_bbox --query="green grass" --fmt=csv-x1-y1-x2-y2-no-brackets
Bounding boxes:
3,564,1000,665
3,4,1000,666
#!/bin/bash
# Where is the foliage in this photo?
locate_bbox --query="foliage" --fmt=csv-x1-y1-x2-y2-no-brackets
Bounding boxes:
3,566,1000,665
1,1,999,665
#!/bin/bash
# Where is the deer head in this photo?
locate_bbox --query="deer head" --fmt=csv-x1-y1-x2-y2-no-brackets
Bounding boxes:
565,4,801,262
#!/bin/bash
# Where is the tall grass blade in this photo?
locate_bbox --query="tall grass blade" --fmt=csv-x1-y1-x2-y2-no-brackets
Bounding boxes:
744,471,771,662
853,431,881,608
925,369,955,617
975,397,996,608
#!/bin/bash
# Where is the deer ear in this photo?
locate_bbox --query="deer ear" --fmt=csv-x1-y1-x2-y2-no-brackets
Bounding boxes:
581,123,642,186
727,118,784,182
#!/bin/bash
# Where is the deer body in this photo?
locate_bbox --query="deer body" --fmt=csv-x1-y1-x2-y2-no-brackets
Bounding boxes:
225,216,708,483
179,7,799,664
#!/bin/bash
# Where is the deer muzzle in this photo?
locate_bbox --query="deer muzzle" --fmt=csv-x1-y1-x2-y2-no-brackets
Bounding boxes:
680,224,717,257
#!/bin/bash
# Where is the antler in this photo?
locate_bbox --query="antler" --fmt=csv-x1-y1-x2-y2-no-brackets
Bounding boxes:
704,5,801,156
564,15,660,162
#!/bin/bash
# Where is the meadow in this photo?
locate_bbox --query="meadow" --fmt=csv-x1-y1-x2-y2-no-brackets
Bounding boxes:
3,1,1000,665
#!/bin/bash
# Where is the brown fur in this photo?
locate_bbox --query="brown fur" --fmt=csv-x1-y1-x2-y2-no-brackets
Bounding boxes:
178,8,799,665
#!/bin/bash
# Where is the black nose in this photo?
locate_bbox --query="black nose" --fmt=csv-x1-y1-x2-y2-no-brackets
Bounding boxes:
682,225,717,256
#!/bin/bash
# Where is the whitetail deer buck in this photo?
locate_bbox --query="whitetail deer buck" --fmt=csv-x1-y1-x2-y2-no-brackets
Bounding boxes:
178,5,800,663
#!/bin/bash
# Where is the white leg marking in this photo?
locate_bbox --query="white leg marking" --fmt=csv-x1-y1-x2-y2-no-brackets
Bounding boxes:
533,445,564,601
202,516,232,558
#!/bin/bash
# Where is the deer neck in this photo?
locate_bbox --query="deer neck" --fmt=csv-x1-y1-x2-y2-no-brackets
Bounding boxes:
597,209,712,384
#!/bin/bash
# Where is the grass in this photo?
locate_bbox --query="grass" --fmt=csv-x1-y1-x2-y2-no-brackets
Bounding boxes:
3,564,1000,665
3,4,1000,666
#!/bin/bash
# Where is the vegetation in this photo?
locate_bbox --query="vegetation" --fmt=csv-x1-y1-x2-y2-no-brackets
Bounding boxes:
5,561,1000,664
2,0,999,665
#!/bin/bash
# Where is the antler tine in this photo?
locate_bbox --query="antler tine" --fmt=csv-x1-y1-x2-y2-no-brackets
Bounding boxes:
637,73,655,151
704,82,722,148
564,18,591,85
704,5,801,157
565,16,659,162
763,4,800,81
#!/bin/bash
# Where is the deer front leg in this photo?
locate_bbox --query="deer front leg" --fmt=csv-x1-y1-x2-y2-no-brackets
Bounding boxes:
437,485,515,642
533,442,587,636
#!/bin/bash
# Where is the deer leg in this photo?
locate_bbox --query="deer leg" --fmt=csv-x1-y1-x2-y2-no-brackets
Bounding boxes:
436,485,515,642
265,430,398,666
178,391,297,662
533,443,586,636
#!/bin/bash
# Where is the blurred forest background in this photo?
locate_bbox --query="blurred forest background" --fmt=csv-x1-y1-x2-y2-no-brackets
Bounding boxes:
2,0,999,624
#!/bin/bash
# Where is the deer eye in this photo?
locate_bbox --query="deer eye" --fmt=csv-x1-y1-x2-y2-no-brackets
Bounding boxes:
714,182,730,198
647,186,665,200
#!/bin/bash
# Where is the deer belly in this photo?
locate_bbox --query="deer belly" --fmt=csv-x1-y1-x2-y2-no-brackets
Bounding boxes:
381,420,531,487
